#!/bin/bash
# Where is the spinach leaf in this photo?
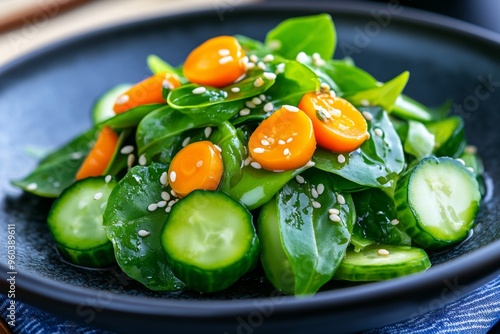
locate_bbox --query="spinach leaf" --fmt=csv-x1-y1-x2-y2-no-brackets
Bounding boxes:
258,169,354,295
265,14,336,60
103,163,185,291
100,103,164,129
313,106,405,189
426,116,466,157
313,60,378,94
146,54,185,80
12,128,98,197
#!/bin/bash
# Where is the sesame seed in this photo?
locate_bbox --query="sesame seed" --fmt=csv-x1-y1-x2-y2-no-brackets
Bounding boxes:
273,170,284,173
252,97,262,105
204,127,212,138
168,200,176,207
257,61,267,71
317,183,325,195
219,56,234,65
311,188,319,198
455,158,466,166
286,137,293,143
246,101,256,109
157,201,167,208
214,144,222,152
105,175,112,183
231,87,240,93
378,248,390,256
320,83,330,92
161,191,170,201
360,99,370,106
116,94,129,105
196,160,204,168
162,79,175,90
337,154,346,164
192,87,207,95
296,51,308,63
467,167,475,173
138,154,147,166
329,214,341,223
390,219,400,226
127,154,135,168
235,73,246,82
239,108,251,116
258,139,268,146
329,208,340,215
120,145,134,154
70,152,82,160
253,147,265,154
295,175,305,184
138,230,150,237
278,139,286,145
148,203,158,212
259,94,266,101
160,172,168,185
362,111,373,121
244,156,253,166
218,48,230,56
171,189,177,197
93,192,103,200
254,78,265,87
165,206,172,213
465,145,477,154
242,56,249,64
245,62,256,70
250,161,262,169
263,102,274,112
170,171,177,182
250,55,258,63
337,194,346,205
181,137,191,147
276,63,285,74
305,161,316,167
329,90,337,97
283,105,299,112
283,148,290,156
263,54,274,62
374,128,383,137
312,201,321,209
263,72,277,80
330,107,341,118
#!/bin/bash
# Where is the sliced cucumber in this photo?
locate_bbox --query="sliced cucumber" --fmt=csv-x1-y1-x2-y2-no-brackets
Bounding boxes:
160,190,259,292
47,176,117,268
334,244,431,281
92,83,132,124
395,156,480,249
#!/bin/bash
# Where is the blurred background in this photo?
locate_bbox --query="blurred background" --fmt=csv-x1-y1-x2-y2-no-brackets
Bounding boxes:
1,0,499,65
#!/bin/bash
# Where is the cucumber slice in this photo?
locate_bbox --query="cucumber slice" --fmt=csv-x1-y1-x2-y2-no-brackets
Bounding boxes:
92,83,132,124
334,244,431,281
395,156,481,249
47,176,117,268
160,190,259,292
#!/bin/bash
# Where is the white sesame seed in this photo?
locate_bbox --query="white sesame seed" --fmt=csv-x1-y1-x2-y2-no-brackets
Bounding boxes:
93,192,103,200
162,79,175,90
138,154,147,166
120,145,134,155
148,203,158,211
296,51,308,63
312,201,321,209
313,58,326,67
165,206,172,213
70,152,83,160
254,78,265,87
214,144,222,152
235,73,246,82
378,248,390,256
250,55,258,63
138,230,150,237
161,191,170,201
305,161,316,167
105,175,112,183
170,189,177,197
390,219,400,226
157,201,167,208
250,161,262,169
329,208,340,215
360,99,370,106
244,156,253,166
196,160,204,168
263,72,277,80
295,175,305,184
246,101,256,109
116,94,129,105
245,62,256,70
261,139,270,146
311,188,319,198
286,137,293,143
276,63,285,74
257,61,267,71
231,87,240,93
218,48,230,56
455,158,466,166
362,111,373,121
283,105,299,112
278,140,286,145
337,154,346,164
219,55,234,65
329,214,341,223
312,52,321,61
168,200,176,207
374,128,383,137
467,167,475,173
239,108,251,116
160,172,168,185
192,87,207,95
252,97,262,105
181,137,190,147
263,102,274,112
337,194,346,205
170,171,177,182
329,90,337,97
127,154,135,168
317,183,325,195
320,83,330,92
283,148,290,156
259,94,266,101
465,145,477,154
263,54,274,62
204,127,212,138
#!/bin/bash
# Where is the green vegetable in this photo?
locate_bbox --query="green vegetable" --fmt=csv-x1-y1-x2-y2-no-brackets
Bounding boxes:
404,120,435,160
92,83,132,124
426,116,466,157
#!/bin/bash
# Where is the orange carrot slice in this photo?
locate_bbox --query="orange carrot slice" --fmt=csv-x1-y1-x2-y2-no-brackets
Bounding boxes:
183,36,247,88
75,127,119,180
299,92,370,153
248,105,316,171
113,72,180,114
168,141,224,197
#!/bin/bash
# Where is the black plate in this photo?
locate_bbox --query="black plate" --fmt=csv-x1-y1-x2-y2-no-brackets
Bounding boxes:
1,2,499,333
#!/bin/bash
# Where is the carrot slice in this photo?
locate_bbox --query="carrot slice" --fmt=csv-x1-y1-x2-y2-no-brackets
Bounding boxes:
298,92,370,153
113,72,180,114
248,105,316,171
183,36,247,88
75,127,119,180
168,141,224,197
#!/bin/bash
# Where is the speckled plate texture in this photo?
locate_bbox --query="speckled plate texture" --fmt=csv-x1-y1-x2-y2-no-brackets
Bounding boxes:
0,2,499,333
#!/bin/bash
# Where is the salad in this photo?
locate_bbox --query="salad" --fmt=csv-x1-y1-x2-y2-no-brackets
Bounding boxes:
13,14,484,296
